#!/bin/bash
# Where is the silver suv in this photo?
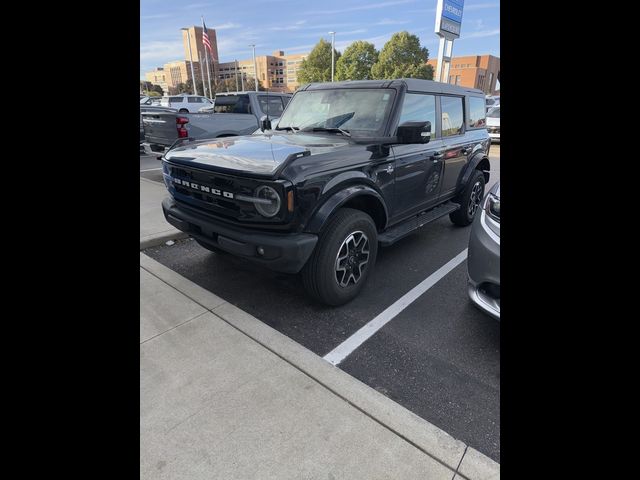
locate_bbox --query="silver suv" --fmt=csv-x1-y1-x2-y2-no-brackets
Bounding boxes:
160,95,213,113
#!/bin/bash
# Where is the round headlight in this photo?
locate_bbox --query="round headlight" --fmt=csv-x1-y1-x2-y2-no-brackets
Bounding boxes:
254,185,281,218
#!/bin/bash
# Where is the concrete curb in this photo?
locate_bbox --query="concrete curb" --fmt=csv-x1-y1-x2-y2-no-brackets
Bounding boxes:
139,252,500,479
140,230,189,250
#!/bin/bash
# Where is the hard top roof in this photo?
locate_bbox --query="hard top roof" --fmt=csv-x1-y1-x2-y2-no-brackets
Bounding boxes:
301,78,484,96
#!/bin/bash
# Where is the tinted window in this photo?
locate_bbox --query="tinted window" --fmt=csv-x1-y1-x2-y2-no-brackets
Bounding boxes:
169,96,183,102
213,95,250,114
398,93,436,136
187,97,203,103
468,97,486,128
258,96,285,116
440,96,464,137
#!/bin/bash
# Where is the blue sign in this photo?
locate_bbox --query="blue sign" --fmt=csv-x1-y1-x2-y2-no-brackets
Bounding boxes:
442,0,464,23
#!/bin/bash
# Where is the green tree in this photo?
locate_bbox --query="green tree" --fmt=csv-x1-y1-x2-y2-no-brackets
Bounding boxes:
335,41,378,81
297,38,341,84
151,84,164,96
371,31,434,80
213,76,263,94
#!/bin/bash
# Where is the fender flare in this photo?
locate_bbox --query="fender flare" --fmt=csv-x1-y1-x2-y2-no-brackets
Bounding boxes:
305,184,389,234
459,152,490,192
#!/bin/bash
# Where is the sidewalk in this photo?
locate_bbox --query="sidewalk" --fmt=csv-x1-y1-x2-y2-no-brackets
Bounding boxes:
140,180,500,479
140,177,188,249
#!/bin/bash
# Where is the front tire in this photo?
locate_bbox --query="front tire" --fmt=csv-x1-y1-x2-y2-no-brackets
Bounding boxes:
302,208,378,306
449,170,486,226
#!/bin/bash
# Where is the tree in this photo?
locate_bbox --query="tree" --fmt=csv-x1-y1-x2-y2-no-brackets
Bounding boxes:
297,38,341,84
151,84,164,96
371,31,434,80
335,41,378,81
213,76,263,94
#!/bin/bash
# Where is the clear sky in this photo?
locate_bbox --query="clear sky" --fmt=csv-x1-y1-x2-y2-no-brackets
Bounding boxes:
140,0,500,79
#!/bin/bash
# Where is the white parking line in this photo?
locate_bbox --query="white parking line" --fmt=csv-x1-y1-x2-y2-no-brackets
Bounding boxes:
323,249,468,366
140,167,163,172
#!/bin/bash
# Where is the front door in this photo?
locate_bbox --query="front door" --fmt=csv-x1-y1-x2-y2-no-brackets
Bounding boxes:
390,92,443,222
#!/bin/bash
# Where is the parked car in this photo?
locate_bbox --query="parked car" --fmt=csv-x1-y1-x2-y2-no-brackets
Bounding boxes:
485,95,500,112
159,95,214,113
159,79,491,305
467,181,500,319
142,91,292,153
140,104,177,145
486,106,500,143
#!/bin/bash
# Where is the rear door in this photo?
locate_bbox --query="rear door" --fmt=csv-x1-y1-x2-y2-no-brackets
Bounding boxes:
390,92,444,220
439,95,474,197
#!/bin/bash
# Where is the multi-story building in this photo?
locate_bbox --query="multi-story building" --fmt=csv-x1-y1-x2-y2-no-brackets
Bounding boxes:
144,67,168,93
217,50,308,93
426,54,500,94
163,60,203,92
182,26,219,64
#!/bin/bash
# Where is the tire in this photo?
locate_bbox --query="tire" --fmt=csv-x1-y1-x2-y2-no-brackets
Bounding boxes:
178,108,189,113
449,169,486,226
194,239,228,255
302,208,378,306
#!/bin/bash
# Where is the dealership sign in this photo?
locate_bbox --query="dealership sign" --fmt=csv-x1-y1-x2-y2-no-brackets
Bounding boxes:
435,0,464,38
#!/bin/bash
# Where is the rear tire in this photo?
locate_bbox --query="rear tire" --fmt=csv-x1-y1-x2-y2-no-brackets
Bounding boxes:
302,208,378,306
449,170,486,226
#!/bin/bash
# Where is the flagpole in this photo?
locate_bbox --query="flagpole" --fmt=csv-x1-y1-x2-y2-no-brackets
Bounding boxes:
199,50,208,98
235,60,239,92
182,28,198,95
202,17,213,97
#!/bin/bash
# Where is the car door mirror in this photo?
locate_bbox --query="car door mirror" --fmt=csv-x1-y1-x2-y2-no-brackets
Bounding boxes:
259,115,272,132
397,121,431,144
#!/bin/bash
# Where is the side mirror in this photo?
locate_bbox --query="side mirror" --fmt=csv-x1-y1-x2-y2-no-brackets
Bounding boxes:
259,115,272,132
397,121,431,144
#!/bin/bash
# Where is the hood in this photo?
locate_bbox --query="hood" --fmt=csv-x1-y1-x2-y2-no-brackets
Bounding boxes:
164,132,351,177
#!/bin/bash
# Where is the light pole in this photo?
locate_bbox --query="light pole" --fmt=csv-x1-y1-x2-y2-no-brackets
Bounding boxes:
249,44,258,92
181,28,198,95
329,31,336,82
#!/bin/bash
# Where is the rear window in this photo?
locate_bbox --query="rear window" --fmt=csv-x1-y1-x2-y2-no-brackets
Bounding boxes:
213,95,251,114
468,97,486,128
258,96,285,116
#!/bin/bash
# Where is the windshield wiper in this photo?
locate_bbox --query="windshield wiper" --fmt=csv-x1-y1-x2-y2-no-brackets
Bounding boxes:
301,127,351,137
274,125,299,133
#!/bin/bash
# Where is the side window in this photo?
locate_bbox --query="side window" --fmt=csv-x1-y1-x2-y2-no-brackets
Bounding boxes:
169,96,183,103
232,95,251,114
187,97,203,103
440,96,464,137
258,96,285,116
468,97,486,128
397,93,436,136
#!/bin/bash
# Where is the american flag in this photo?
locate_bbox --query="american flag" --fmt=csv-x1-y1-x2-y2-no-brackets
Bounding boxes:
202,18,212,53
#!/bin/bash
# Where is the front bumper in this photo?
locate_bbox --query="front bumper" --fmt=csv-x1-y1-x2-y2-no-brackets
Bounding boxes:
467,210,500,319
162,197,318,274
488,132,500,142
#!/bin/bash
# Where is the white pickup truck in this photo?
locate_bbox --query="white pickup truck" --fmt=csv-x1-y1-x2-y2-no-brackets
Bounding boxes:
142,91,291,154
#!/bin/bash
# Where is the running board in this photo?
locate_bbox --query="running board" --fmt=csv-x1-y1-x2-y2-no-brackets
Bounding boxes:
378,202,460,246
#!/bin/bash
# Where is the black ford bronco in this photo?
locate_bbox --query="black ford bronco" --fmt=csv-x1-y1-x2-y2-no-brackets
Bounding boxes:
161,79,490,305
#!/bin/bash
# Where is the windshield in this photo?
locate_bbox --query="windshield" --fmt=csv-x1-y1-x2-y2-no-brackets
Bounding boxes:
277,88,396,136
487,106,500,118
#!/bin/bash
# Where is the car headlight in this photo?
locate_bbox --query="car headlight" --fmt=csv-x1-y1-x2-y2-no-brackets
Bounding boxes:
485,193,500,222
254,185,281,217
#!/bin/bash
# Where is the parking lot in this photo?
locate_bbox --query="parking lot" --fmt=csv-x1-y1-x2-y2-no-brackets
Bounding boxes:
141,144,501,462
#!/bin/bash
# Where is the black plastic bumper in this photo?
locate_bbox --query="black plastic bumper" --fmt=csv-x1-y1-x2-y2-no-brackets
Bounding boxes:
162,197,318,274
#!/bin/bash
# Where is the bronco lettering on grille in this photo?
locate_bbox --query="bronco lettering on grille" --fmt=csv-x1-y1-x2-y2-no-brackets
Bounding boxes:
173,177,234,199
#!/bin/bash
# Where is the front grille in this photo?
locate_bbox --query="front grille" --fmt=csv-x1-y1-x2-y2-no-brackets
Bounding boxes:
163,161,288,224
